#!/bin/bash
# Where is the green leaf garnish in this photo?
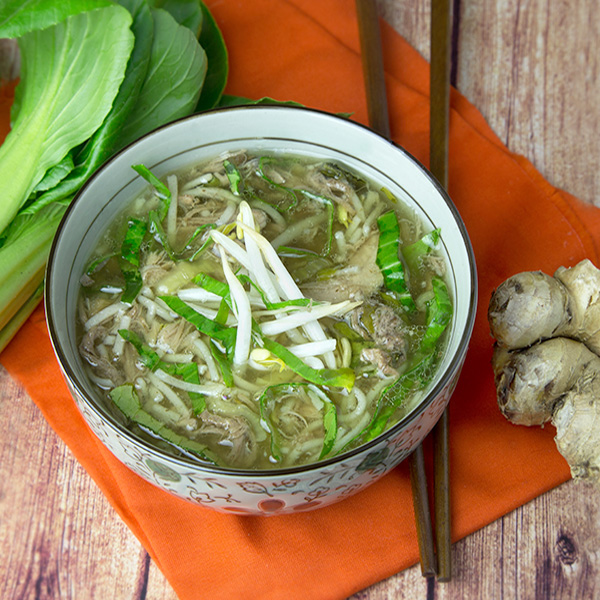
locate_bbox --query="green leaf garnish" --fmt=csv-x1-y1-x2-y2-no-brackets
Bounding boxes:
262,337,354,390
376,211,416,312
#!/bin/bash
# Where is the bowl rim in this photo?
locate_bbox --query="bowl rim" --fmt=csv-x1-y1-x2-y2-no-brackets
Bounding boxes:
45,104,478,477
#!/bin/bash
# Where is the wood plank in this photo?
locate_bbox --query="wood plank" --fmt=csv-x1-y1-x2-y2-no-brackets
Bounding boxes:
352,480,600,599
379,0,600,206
457,0,600,206
0,366,175,599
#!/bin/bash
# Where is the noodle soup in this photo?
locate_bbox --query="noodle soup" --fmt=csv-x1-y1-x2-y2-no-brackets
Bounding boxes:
77,151,452,470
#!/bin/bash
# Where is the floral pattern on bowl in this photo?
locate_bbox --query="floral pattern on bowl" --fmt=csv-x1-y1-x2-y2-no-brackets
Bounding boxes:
62,354,460,515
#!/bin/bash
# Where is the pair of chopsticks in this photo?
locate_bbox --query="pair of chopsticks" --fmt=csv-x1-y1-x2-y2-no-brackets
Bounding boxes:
355,0,453,582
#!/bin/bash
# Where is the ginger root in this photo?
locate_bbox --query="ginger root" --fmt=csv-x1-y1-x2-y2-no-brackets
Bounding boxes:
489,259,600,485
489,259,600,353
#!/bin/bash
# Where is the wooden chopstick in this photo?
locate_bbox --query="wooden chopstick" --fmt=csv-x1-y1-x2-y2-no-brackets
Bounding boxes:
429,0,453,583
430,0,452,188
408,444,437,577
354,0,391,139
355,0,437,579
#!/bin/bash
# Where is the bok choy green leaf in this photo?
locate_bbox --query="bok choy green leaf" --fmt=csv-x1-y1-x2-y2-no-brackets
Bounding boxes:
0,5,134,234
20,0,155,216
0,0,113,39
150,0,204,36
116,7,207,148
195,0,228,110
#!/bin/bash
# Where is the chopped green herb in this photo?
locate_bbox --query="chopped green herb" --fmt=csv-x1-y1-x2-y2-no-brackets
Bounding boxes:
223,159,242,195
209,340,233,387
262,337,355,390
376,211,416,312
110,384,213,461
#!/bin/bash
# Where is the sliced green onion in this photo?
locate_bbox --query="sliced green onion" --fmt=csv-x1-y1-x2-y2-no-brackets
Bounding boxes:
354,280,451,441
257,156,299,210
118,328,161,370
318,162,366,191
159,295,237,357
376,211,416,312
132,164,171,220
258,382,338,462
85,252,117,276
262,337,354,389
159,295,227,338
193,272,230,298
214,297,231,326
161,361,206,415
223,159,242,195
297,189,334,257
110,384,214,462
119,260,143,305
402,228,441,274
363,352,437,442
308,384,338,458
120,218,147,266
117,329,206,414
344,282,451,444
209,339,233,387
132,165,218,262
148,209,176,259
119,217,147,303
276,246,320,258
183,223,216,261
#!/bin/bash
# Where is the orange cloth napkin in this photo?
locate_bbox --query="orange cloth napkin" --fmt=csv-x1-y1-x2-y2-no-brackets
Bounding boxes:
3,1,600,598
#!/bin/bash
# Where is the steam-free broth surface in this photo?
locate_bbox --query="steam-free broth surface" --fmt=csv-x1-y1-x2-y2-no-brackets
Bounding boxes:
77,151,452,469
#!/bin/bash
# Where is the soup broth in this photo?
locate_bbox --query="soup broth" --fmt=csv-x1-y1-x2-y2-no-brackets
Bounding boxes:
77,151,452,470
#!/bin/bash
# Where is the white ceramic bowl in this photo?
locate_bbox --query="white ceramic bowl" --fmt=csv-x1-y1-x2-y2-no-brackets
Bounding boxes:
46,106,477,515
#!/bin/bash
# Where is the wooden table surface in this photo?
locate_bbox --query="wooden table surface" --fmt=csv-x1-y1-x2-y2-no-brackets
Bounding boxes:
2,1,600,598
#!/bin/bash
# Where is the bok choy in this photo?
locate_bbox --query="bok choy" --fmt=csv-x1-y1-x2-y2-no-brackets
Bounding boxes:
0,0,229,351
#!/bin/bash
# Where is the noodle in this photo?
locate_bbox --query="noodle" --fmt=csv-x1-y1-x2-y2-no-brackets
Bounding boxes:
77,151,452,469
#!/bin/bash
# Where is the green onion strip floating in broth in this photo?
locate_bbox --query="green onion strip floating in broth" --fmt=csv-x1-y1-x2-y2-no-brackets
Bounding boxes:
375,210,416,313
77,154,453,470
